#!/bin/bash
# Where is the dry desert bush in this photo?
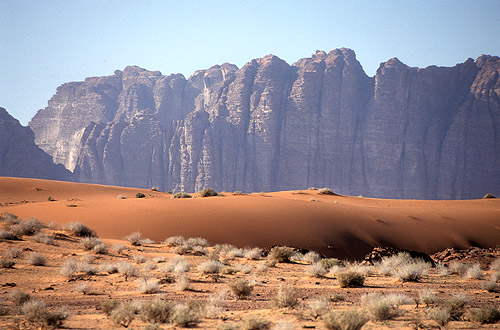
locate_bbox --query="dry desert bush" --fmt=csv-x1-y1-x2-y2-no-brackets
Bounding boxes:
62,222,96,237
229,279,253,299
322,309,369,330
199,187,218,197
171,192,192,199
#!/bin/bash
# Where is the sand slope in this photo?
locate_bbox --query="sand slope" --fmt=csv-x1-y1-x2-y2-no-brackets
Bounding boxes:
1,177,499,259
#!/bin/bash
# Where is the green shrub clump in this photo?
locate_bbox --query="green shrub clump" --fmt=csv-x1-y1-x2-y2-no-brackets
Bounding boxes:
199,187,218,197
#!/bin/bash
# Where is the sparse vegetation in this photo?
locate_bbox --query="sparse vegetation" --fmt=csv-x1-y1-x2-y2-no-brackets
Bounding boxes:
243,317,272,330
199,187,218,197
318,187,336,195
337,270,365,287
273,284,299,308
25,252,46,266
136,192,146,198
110,301,139,328
229,279,253,299
467,305,500,324
323,309,369,330
172,192,192,199
268,246,295,263
197,260,223,274
140,298,174,324
62,222,96,237
21,299,68,328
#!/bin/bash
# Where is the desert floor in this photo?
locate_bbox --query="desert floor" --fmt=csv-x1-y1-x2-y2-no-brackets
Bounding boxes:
0,177,500,329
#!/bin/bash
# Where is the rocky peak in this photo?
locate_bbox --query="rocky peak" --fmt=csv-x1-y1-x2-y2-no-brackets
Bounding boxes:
0,107,72,180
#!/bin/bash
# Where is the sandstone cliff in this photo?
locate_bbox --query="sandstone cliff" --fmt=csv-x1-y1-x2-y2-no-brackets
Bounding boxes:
0,107,72,181
29,49,500,199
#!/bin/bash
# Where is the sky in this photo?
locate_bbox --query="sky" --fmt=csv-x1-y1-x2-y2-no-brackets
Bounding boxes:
1,1,500,125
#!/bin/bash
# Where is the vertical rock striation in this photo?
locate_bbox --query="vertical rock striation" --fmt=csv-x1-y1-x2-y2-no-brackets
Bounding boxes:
28,49,500,199
0,107,72,181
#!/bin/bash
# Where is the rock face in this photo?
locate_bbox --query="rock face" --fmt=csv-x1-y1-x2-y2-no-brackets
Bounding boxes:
0,107,72,181
29,49,500,199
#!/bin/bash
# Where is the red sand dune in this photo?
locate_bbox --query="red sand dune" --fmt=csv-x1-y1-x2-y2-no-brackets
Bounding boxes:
1,177,499,259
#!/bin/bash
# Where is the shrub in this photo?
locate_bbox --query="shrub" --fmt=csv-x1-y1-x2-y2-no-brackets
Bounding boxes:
273,321,297,330
203,289,228,319
81,236,104,250
117,195,127,199
483,281,498,292
483,193,497,199
5,248,22,259
418,289,440,306
18,218,44,235
0,212,19,223
243,317,272,330
136,192,146,198
26,252,46,266
444,294,468,320
318,187,335,195
464,263,483,279
491,271,500,282
244,247,262,260
172,192,192,199
393,261,430,282
60,259,78,277
112,243,126,254
10,290,31,307
100,263,119,274
323,309,369,330
131,255,146,263
100,299,118,316
319,258,344,269
306,263,328,277
186,237,210,247
273,284,299,308
75,282,91,295
197,260,223,274
448,261,468,275
1,258,15,268
171,304,200,327
77,261,98,275
428,307,451,327
302,251,321,264
326,293,345,302
235,263,253,274
491,258,500,271
199,187,218,197
229,279,253,299
125,232,147,246
110,301,139,328
467,305,500,324
117,262,139,280
63,222,96,237
162,255,191,274
268,246,295,263
0,229,18,240
174,274,191,291
360,293,398,321
307,298,329,320
163,235,186,246
137,278,160,294
22,299,68,328
337,270,365,288
140,298,174,324
33,233,56,245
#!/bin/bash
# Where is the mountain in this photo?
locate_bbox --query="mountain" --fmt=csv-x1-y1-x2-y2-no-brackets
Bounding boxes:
28,49,500,199
0,107,72,181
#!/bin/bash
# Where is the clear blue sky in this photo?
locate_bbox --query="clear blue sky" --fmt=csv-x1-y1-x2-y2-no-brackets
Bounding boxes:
1,0,500,125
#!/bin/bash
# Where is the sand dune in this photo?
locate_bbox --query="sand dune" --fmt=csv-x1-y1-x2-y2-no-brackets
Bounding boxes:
1,177,499,259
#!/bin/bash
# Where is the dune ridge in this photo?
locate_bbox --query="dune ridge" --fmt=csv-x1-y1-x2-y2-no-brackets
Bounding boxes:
1,177,499,259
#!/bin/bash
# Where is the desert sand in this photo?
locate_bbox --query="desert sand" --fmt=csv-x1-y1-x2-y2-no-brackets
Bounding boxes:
1,177,500,329
0,177,499,260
